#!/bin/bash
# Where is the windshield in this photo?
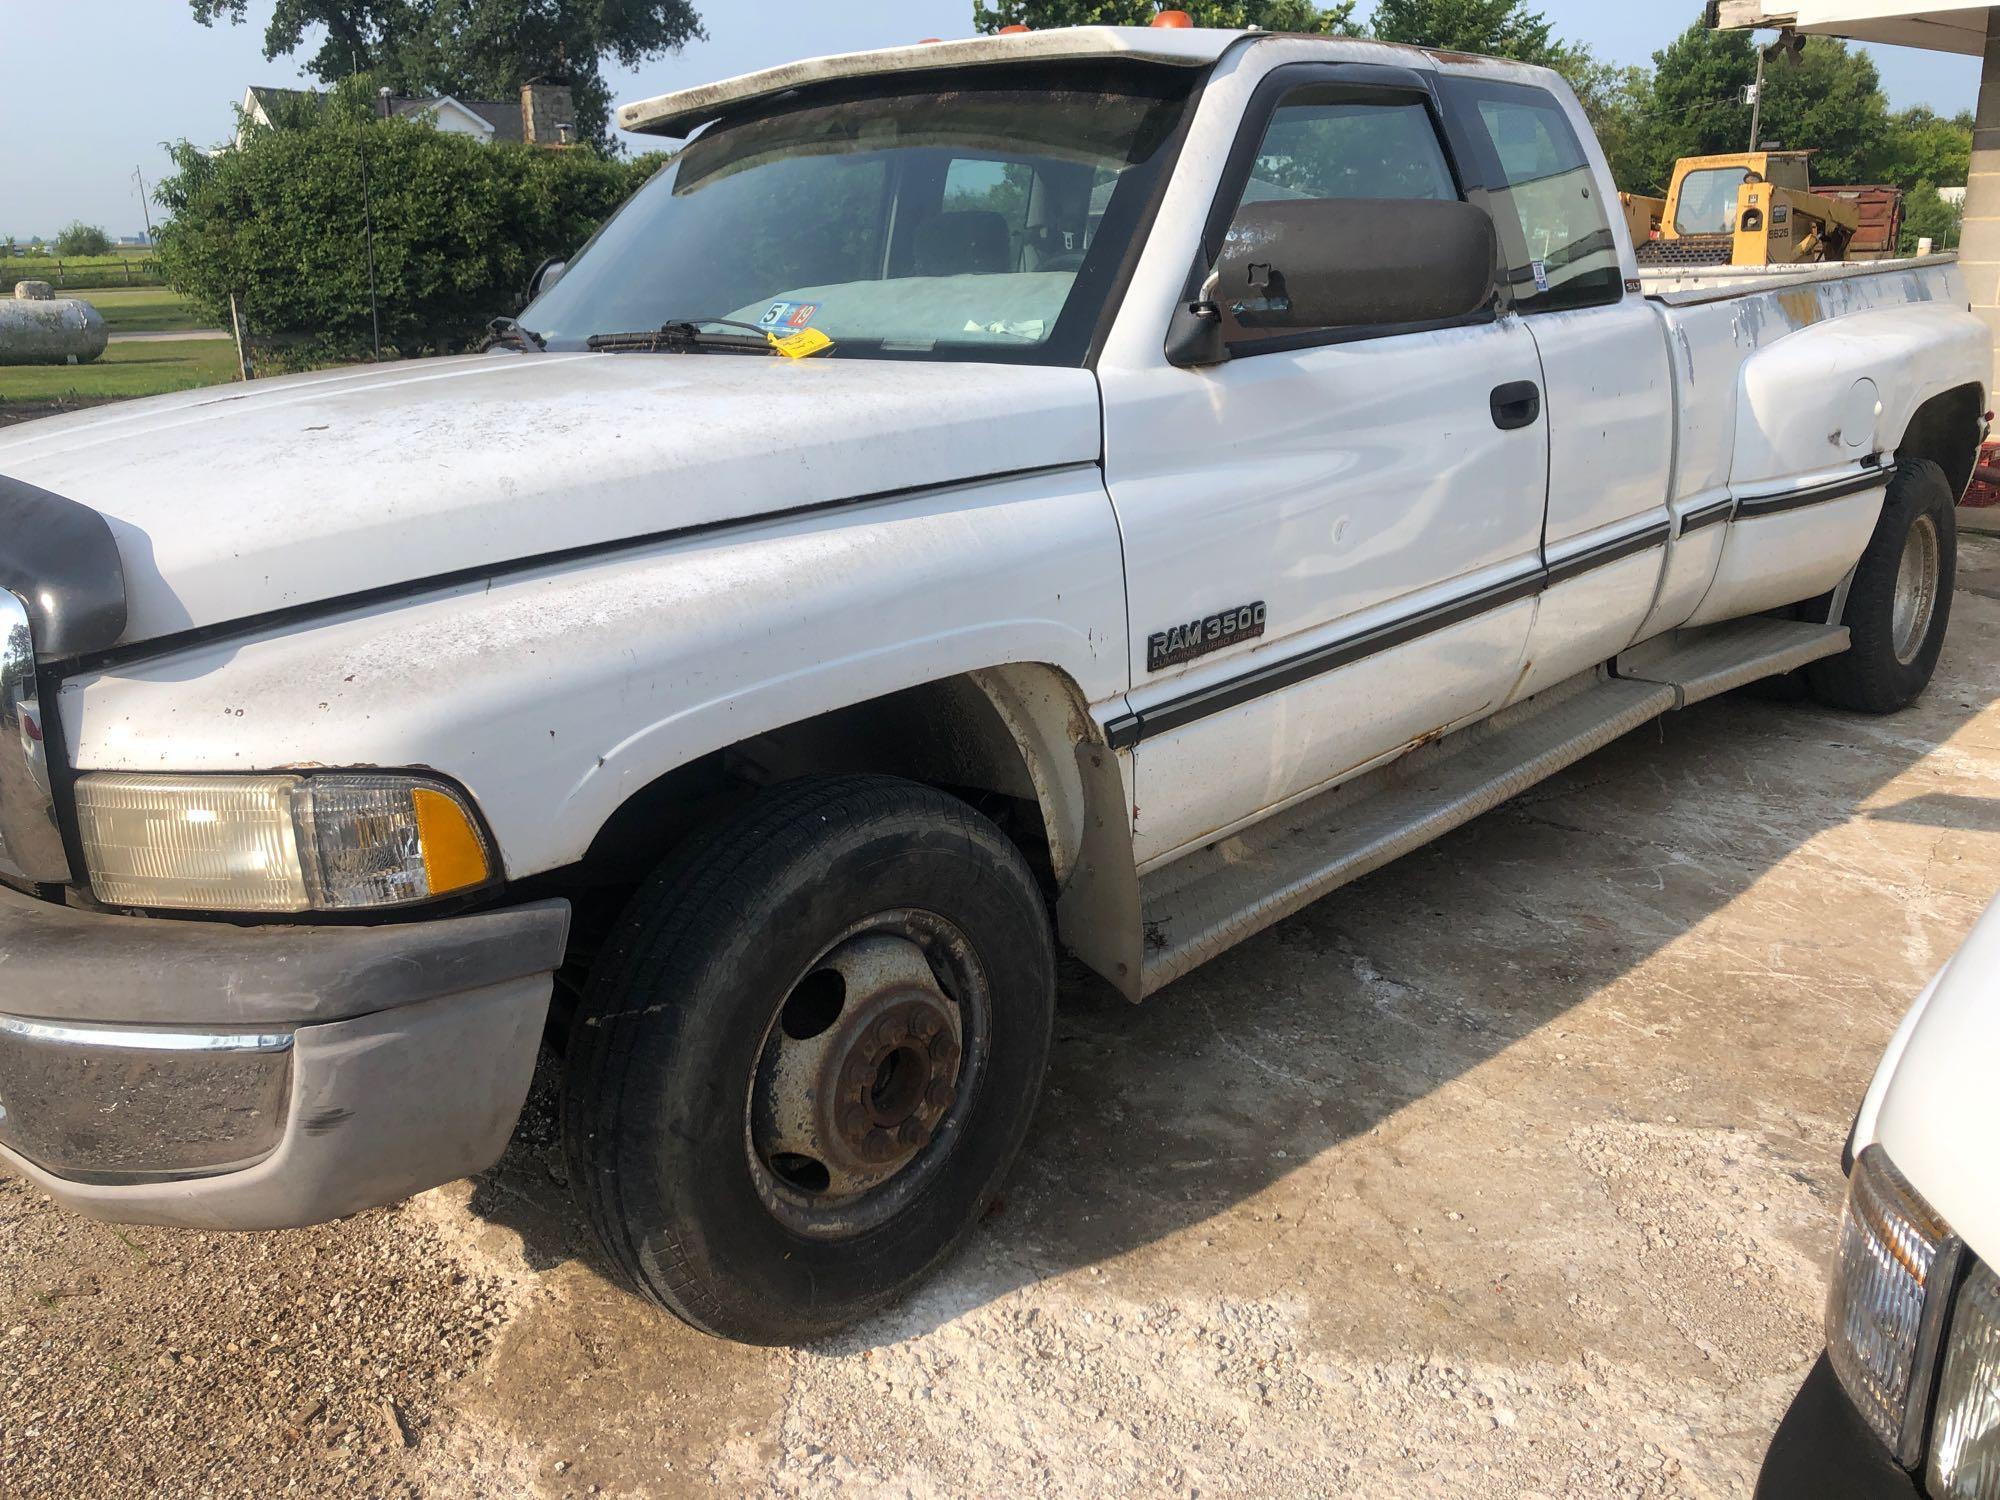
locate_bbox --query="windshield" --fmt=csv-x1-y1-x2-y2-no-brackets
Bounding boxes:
522,68,1192,365
1674,167,1752,237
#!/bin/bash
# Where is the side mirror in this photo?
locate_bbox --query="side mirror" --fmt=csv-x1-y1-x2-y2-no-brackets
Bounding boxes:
1181,197,1497,361
526,256,568,305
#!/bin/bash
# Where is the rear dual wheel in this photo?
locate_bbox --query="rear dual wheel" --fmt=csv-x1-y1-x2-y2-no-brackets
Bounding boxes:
562,775,1055,1344
1808,458,1956,714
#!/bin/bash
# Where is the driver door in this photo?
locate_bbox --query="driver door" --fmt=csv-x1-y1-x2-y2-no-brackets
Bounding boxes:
1099,65,1551,869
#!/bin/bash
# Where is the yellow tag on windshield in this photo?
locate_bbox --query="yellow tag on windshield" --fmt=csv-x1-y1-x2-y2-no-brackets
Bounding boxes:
769,327,834,360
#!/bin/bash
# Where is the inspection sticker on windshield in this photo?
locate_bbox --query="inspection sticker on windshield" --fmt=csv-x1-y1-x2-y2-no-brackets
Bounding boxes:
758,300,821,331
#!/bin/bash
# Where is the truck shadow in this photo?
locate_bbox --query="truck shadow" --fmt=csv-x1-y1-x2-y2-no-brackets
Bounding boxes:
463,534,2000,1357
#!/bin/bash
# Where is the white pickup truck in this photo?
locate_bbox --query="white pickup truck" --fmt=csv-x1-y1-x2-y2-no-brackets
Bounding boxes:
1758,896,2000,1500
0,26,1987,1344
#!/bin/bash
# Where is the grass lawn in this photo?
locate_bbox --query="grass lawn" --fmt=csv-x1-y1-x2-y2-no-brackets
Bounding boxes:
76,285,206,334
0,340,239,404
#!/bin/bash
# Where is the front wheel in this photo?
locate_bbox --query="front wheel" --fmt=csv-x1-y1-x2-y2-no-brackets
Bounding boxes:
562,774,1055,1344
1808,458,1957,714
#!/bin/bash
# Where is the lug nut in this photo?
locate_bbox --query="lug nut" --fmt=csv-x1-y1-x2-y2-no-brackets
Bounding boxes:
927,1081,954,1111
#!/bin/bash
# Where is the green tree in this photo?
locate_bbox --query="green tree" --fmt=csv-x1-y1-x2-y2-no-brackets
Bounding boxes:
1369,0,1565,63
1756,35,1892,183
973,1,1359,33
187,0,704,148
1632,20,1894,192
1901,181,1962,252
1555,52,1654,189
54,222,114,257
154,89,663,363
1882,106,1972,191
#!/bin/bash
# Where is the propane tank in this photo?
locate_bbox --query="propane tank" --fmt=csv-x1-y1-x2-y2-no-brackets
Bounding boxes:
0,283,109,366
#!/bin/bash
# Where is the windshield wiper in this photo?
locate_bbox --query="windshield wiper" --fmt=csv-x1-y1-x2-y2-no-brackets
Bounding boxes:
586,318,775,354
481,316,546,352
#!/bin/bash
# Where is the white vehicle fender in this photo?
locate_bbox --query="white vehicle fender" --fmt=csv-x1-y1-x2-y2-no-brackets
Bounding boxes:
1730,301,1988,486
59,466,1134,887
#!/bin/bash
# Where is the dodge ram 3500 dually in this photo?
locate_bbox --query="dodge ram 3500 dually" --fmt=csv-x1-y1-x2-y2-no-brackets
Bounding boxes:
0,27,1987,1344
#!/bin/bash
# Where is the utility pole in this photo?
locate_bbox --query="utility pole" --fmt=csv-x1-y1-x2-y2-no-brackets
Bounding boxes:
132,166,155,244
1747,43,1765,154
360,87,388,361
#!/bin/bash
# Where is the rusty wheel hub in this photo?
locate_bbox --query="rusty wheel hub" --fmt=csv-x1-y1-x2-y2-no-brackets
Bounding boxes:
751,932,967,1209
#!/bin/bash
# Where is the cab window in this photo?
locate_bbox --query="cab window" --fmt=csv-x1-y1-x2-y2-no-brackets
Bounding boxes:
1445,79,1622,314
1218,88,1466,348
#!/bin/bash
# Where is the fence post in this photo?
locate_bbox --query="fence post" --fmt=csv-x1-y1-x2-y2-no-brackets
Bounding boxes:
229,293,254,382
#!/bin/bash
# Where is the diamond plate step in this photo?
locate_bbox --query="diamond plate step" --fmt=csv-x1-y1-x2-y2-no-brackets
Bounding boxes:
1616,618,1849,707
1136,675,1675,997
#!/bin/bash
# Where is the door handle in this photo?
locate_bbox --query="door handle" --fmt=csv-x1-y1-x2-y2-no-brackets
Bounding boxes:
1490,381,1541,431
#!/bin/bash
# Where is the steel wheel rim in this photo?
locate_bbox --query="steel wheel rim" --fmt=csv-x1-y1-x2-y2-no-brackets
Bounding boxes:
743,908,990,1241
1891,513,1940,666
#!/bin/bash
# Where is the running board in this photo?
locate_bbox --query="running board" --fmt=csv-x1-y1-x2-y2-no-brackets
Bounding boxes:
1130,616,1852,998
1614,618,1849,707
1135,675,1674,997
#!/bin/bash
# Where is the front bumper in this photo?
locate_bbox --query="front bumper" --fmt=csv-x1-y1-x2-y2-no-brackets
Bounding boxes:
1757,1354,1924,1500
0,881,568,1229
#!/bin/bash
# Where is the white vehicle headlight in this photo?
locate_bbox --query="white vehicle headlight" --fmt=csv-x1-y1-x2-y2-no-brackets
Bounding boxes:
74,772,496,914
1826,1145,1954,1456
1931,1259,2000,1500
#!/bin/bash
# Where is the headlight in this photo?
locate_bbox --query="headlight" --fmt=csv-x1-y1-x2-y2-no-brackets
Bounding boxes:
74,772,496,913
1826,1144,1954,1457
1931,1259,2000,1500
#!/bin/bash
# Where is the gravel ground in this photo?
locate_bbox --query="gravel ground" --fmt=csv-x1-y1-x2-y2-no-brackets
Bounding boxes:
8,535,2000,1499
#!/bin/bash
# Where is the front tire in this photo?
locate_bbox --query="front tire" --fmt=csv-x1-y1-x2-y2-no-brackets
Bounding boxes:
1808,458,1956,714
562,774,1056,1344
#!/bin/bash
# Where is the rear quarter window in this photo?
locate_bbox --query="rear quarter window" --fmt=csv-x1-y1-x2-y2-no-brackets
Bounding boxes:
1443,78,1623,315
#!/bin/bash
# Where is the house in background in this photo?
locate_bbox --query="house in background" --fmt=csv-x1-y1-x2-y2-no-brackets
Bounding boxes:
237,82,575,148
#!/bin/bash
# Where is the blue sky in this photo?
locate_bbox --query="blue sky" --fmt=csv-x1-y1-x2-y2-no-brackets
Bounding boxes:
2,1,1981,239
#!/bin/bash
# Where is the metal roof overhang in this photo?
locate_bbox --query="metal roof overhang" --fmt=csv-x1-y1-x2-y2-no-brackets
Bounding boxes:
1712,0,1988,55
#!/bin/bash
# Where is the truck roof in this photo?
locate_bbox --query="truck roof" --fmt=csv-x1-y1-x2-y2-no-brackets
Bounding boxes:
621,25,1251,138
618,26,1244,137
616,27,1563,139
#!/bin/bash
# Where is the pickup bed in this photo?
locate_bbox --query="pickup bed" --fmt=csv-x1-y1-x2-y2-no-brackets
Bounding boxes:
0,26,1986,1344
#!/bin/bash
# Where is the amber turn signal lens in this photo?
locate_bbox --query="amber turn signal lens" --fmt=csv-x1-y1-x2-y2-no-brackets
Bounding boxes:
413,786,493,896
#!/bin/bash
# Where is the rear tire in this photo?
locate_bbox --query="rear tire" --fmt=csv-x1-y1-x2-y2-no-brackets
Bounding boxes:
562,774,1055,1344
1807,459,1956,714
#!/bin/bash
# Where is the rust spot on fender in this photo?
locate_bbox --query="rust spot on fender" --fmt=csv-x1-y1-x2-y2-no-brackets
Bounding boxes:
1777,289,1821,329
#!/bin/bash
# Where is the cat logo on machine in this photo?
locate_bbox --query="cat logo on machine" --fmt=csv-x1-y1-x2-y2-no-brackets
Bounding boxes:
1147,601,1267,672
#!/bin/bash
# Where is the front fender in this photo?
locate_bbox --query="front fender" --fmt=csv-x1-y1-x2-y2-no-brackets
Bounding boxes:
57,465,1130,881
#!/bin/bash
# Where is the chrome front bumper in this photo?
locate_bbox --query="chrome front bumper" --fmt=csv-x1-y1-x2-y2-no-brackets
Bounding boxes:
0,883,569,1229
0,1015,294,1183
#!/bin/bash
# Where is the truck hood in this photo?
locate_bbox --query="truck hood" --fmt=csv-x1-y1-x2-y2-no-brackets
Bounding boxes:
1866,890,2000,1262
0,352,1101,649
